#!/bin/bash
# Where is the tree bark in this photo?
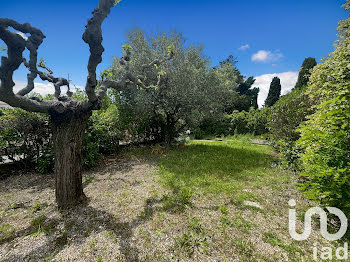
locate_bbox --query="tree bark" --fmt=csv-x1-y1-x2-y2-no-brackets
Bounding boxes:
50,110,91,209
165,115,176,144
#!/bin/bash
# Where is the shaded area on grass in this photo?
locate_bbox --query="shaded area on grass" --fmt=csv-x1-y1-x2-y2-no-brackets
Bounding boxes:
2,199,161,262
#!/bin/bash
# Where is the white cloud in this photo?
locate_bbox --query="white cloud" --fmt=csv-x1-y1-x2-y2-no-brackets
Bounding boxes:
251,50,283,63
13,80,84,97
252,71,298,108
238,44,250,51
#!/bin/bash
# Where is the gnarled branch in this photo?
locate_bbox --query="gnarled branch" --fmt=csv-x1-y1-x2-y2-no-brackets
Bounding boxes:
83,0,115,103
22,58,70,98
0,0,173,115
0,18,74,113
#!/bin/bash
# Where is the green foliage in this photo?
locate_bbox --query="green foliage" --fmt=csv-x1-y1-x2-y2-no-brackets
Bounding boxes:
214,57,259,113
0,223,15,244
122,43,133,52
297,9,350,211
0,108,51,166
198,108,269,137
162,184,194,212
229,108,269,135
173,217,208,257
82,133,102,168
30,215,56,236
88,104,121,154
106,28,234,143
192,128,205,139
264,77,281,107
35,147,55,174
0,99,121,173
167,45,175,55
228,111,250,134
268,88,313,168
83,103,121,167
263,232,303,256
294,57,317,89
38,58,47,68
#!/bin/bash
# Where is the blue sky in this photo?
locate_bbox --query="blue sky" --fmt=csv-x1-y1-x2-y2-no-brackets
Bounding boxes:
0,0,347,106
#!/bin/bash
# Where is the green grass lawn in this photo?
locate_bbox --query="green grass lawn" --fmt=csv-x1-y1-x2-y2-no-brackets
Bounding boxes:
0,136,339,261
157,138,289,203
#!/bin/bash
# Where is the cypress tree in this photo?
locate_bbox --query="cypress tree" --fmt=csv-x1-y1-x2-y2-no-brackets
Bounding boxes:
265,77,281,107
294,57,317,89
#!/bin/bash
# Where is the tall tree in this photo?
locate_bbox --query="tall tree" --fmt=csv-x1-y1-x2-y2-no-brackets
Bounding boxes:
264,77,281,107
214,56,260,112
105,29,216,143
294,57,317,89
0,0,172,208
238,76,259,110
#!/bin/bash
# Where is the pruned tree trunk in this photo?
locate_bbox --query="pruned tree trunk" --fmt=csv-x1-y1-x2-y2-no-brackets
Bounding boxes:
50,111,91,209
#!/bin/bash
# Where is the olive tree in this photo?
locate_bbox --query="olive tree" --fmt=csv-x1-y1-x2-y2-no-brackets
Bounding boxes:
0,0,172,208
104,29,216,143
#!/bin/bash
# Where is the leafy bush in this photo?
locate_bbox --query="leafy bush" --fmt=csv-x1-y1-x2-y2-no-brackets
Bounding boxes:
198,108,269,137
228,111,250,134
82,133,101,168
227,108,269,136
0,108,51,166
0,102,122,173
193,128,205,139
88,104,121,154
35,147,55,174
198,116,231,137
297,9,350,211
268,88,313,169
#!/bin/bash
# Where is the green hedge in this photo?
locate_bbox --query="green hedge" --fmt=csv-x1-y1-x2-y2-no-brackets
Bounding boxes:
0,105,122,173
198,108,269,137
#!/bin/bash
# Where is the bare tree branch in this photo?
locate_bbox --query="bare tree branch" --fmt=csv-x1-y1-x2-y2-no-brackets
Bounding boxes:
0,18,82,113
83,0,115,103
22,58,70,98
0,0,173,115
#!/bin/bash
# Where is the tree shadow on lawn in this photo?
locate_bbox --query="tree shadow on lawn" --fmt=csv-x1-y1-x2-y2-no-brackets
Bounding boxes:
0,156,134,196
158,142,274,193
2,197,162,262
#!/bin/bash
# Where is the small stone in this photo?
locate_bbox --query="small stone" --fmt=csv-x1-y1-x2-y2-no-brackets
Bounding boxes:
243,201,263,209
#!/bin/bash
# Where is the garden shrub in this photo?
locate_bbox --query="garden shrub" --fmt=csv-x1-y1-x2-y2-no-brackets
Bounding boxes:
198,116,231,137
0,108,51,166
268,88,313,169
297,9,350,211
88,104,121,154
0,103,122,173
198,108,269,137
228,110,250,134
245,107,270,136
226,108,269,136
